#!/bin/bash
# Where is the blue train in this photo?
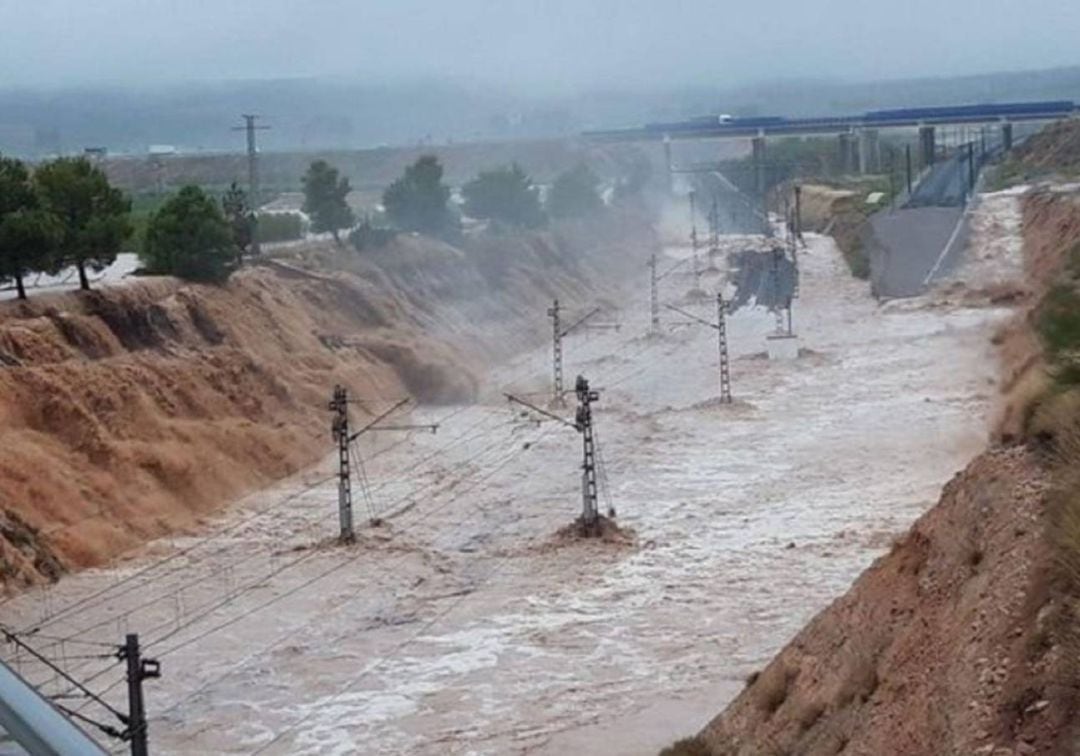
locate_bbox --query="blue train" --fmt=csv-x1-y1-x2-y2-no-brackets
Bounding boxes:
644,115,787,134
638,101,1075,136
863,101,1075,123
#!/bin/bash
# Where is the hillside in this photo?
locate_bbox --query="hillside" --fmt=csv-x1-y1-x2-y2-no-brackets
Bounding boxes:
0,211,657,588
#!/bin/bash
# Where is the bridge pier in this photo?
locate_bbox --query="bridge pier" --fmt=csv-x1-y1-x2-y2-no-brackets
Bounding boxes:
857,129,881,174
752,135,767,198
1002,122,1014,151
838,132,857,174
919,125,937,167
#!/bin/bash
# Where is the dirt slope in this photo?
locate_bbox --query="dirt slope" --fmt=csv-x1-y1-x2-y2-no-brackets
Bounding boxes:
1012,121,1080,178
692,191,1080,756
0,212,656,588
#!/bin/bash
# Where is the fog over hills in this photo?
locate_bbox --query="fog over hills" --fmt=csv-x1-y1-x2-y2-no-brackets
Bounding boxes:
3,66,1080,158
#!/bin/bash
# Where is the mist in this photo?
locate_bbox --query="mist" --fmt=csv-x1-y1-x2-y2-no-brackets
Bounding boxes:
4,0,1080,92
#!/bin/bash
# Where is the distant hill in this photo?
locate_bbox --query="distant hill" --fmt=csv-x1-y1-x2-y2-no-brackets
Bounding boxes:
3,66,1080,159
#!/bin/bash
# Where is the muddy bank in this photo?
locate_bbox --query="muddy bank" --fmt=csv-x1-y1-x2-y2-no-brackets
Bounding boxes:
0,211,657,587
692,187,1080,756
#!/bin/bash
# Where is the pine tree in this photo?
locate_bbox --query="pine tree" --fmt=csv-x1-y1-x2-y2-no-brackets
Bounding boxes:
34,157,132,291
302,160,355,243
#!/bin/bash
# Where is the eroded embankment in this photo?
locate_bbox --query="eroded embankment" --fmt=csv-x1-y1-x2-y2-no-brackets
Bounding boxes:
0,211,655,588
687,190,1080,756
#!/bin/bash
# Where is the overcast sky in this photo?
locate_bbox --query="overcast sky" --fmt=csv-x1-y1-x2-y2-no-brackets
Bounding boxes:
2,0,1079,92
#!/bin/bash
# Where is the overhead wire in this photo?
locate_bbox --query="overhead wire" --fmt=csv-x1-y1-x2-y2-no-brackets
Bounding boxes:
82,423,551,719
151,422,556,728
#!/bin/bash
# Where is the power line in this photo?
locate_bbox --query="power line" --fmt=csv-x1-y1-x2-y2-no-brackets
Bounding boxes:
20,471,337,636
0,626,125,723
48,408,507,668
147,424,553,723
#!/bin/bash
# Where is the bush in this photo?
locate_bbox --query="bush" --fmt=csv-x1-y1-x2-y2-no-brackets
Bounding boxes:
255,212,303,244
1037,284,1080,385
462,163,545,228
547,163,604,219
383,155,457,238
141,185,236,283
348,219,396,252
302,160,354,243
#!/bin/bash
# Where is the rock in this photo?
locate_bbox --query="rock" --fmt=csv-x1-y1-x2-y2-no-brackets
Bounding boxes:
1024,699,1050,714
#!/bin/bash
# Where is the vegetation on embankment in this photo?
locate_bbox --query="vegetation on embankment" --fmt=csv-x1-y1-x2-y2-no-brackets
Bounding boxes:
991,120,1080,190
792,181,893,280
1011,191,1080,623
714,135,908,280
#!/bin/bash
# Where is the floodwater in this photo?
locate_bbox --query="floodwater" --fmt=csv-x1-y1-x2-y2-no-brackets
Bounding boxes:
0,219,1015,754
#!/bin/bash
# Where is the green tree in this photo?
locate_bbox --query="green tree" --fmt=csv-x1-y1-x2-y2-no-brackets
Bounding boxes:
382,155,455,236
221,181,252,262
547,164,604,219
462,163,545,228
0,156,63,300
34,157,132,291
141,186,236,283
302,160,354,243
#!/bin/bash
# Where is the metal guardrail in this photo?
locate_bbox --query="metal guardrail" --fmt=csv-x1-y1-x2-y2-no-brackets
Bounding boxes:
0,659,106,755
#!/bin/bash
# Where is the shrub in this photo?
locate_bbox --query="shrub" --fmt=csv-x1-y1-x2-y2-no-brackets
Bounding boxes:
383,155,456,237
547,164,604,219
141,185,235,283
1037,284,1080,385
349,219,397,252
461,163,545,228
302,160,354,243
255,212,303,244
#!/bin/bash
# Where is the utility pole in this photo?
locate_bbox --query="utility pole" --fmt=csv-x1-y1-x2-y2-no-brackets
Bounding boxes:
574,376,601,536
547,301,616,403
646,255,691,334
329,385,354,543
967,141,976,201
793,183,803,244
771,246,792,336
121,634,159,756
709,195,720,252
664,298,734,403
232,115,270,255
548,300,565,405
716,293,732,404
505,378,609,538
905,144,913,196
689,191,702,289
648,254,660,331
329,388,436,540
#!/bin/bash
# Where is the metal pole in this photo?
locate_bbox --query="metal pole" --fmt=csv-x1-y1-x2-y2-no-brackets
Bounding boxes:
793,184,802,242
689,191,701,288
548,300,565,405
771,247,785,335
330,385,354,543
967,141,976,202
905,143,913,195
122,634,159,756
242,115,261,256
648,254,660,331
717,293,732,404
574,376,600,536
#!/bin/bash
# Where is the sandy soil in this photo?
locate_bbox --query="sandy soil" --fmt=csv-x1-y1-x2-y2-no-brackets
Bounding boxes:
0,226,1010,754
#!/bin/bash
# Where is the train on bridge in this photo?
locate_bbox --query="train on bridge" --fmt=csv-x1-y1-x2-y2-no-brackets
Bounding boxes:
593,100,1077,142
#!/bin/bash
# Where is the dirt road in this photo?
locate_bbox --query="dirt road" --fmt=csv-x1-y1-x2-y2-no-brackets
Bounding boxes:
0,228,1011,754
